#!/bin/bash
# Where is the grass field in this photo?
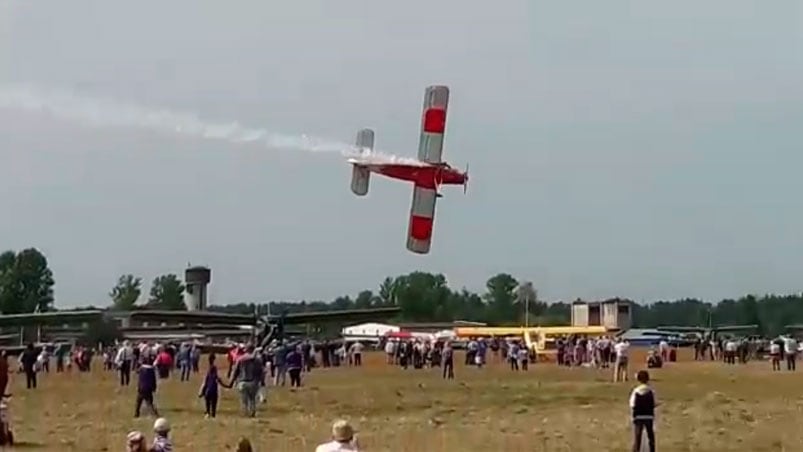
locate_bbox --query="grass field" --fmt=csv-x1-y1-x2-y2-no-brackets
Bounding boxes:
7,349,802,451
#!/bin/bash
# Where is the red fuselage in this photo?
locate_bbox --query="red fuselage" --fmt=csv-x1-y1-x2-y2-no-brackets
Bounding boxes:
371,163,467,190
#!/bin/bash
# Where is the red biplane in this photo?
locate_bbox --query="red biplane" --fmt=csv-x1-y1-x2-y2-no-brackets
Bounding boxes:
348,85,468,254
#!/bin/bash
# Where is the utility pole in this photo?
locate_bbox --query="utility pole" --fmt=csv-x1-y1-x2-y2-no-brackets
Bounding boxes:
517,281,536,329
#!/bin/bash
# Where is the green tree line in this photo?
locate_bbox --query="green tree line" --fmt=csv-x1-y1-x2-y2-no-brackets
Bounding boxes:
3,248,803,335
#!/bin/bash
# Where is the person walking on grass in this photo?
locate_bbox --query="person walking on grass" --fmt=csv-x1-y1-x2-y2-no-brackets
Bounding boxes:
441,342,455,379
783,335,798,371
199,353,230,418
286,345,303,388
629,370,657,452
134,356,159,418
230,344,264,417
614,339,630,383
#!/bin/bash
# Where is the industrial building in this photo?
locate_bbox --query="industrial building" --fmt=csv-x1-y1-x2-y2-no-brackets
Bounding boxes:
571,299,632,330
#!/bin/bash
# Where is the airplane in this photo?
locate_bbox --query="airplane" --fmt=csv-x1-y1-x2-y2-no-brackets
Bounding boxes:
0,306,401,347
347,85,469,254
652,324,759,340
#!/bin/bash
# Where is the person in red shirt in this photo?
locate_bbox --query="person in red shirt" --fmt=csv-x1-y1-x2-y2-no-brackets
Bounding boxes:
155,349,173,379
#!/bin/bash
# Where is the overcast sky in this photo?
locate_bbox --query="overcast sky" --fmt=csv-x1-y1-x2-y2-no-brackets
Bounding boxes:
1,1,802,307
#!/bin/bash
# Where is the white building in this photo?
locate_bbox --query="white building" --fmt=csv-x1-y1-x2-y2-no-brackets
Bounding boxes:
341,322,399,343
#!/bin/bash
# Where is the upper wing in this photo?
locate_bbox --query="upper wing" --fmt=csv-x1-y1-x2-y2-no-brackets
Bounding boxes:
125,310,257,326
0,310,104,327
276,306,401,324
407,182,438,254
417,85,449,163
715,324,759,332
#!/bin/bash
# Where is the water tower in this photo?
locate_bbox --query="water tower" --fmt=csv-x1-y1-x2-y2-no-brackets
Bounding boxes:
184,266,211,311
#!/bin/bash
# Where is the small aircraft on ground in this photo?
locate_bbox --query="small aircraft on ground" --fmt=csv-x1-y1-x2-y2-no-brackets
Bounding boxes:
348,85,468,254
652,324,759,340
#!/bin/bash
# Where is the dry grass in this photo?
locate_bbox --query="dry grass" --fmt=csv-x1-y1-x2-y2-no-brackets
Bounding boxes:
8,349,803,451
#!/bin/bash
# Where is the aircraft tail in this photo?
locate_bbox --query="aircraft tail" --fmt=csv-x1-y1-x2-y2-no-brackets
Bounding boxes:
350,128,374,196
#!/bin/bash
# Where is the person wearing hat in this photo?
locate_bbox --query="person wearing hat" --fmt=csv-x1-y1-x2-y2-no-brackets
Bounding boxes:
126,431,147,452
315,419,360,451
151,417,173,452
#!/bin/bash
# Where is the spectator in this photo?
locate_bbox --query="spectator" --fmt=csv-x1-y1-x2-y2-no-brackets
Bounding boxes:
135,356,159,418
287,346,303,388
236,437,254,452
20,344,37,389
315,419,359,452
199,353,229,418
629,370,657,452
126,431,147,452
230,345,263,417
151,417,173,452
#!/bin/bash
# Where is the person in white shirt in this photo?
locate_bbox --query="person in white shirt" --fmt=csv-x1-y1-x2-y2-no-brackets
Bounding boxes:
349,342,364,367
723,340,737,365
383,340,395,364
116,341,134,386
315,419,359,452
783,336,798,371
769,341,781,371
614,339,629,383
658,340,669,363
36,349,50,373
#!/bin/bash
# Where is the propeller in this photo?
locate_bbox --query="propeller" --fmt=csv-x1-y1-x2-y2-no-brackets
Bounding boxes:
463,163,470,194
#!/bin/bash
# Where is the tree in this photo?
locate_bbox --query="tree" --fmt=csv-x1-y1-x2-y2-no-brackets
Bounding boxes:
484,273,518,324
109,274,142,310
516,281,547,325
354,290,379,309
82,318,123,346
147,274,186,310
393,272,452,321
378,277,400,306
0,248,55,314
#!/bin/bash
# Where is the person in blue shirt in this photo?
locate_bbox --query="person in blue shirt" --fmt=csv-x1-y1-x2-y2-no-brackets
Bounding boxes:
134,356,159,418
286,345,303,387
198,353,230,418
177,344,191,382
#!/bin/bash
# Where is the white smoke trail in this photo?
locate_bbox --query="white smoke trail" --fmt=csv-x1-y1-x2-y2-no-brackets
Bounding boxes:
0,83,426,165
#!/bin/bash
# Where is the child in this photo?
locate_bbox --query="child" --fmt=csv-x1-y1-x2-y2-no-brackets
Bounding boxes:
198,353,229,418
151,418,173,452
629,370,657,452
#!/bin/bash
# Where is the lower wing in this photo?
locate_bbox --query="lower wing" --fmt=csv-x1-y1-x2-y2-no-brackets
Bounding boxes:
407,183,437,254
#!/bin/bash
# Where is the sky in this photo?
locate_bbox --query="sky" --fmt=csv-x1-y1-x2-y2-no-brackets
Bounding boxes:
1,1,802,307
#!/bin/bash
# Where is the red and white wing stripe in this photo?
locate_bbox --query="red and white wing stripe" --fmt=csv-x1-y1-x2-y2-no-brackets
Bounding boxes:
407,184,437,254
417,86,449,164
407,85,450,254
